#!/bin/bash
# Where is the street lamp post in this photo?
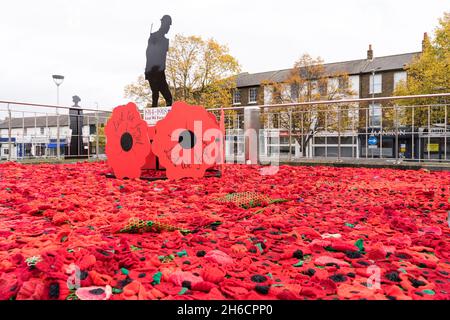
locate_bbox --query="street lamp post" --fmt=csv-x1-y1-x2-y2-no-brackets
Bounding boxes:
52,75,64,159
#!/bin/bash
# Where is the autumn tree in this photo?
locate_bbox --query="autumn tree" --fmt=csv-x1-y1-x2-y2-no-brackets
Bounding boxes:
394,12,450,127
97,125,106,148
262,54,356,156
124,35,240,109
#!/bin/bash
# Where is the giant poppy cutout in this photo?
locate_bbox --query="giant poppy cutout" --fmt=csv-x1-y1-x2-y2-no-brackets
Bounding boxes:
152,101,222,180
105,102,151,179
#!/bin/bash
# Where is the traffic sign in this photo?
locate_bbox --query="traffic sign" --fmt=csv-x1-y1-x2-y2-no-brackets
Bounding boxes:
368,136,378,146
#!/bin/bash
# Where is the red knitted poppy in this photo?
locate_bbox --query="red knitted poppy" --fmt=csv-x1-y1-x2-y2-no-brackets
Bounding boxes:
0,162,449,300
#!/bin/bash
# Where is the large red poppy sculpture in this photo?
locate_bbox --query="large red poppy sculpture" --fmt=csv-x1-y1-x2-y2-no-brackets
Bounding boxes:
105,102,151,179
152,101,222,180
105,101,222,180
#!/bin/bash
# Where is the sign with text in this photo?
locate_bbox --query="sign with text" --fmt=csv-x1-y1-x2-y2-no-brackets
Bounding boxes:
31,137,49,144
426,144,439,152
400,144,406,153
144,107,171,126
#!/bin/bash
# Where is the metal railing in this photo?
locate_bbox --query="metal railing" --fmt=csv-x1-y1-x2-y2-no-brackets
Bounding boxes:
209,93,450,164
0,100,112,162
1,93,449,165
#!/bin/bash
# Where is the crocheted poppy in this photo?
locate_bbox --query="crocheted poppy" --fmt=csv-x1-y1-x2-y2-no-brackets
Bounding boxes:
337,283,380,300
44,280,70,300
191,281,217,293
220,283,250,300
201,266,225,284
121,281,152,300
205,250,234,266
105,102,151,179
16,279,46,300
0,272,20,300
35,251,65,277
1,161,450,300
152,101,222,180
76,285,112,300
169,271,204,287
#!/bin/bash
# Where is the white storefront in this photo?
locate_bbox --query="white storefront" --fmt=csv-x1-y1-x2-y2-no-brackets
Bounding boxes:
0,125,99,160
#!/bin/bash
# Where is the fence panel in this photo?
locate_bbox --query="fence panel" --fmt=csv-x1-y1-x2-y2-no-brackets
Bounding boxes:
1,94,449,164
0,100,110,162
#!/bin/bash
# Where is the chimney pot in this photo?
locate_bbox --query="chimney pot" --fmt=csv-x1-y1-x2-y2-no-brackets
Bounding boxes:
422,32,430,51
367,44,374,60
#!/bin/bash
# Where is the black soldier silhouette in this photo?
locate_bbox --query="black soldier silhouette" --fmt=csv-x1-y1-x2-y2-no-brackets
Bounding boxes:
145,15,173,108
72,95,81,107
68,95,84,158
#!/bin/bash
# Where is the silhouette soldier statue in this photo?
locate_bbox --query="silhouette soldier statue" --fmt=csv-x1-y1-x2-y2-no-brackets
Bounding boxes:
68,95,85,158
145,15,173,108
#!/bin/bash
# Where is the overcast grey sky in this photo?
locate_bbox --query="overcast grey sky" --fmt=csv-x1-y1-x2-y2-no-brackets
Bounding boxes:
0,0,448,112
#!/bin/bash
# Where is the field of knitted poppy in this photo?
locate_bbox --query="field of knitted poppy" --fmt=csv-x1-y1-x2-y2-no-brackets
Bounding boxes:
0,161,449,300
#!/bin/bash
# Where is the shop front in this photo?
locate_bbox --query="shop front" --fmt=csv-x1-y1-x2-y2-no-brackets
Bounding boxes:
358,127,417,159
47,139,67,157
359,126,450,161
419,127,450,161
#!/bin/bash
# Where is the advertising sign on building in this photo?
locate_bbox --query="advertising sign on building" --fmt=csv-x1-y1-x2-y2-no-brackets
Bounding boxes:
31,137,49,144
400,144,406,153
144,107,171,126
426,144,439,152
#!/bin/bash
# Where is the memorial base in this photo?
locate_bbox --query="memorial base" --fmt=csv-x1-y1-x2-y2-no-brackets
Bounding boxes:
104,168,222,181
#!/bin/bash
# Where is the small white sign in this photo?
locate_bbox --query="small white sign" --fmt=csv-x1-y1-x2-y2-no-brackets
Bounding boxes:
31,137,49,144
144,107,171,126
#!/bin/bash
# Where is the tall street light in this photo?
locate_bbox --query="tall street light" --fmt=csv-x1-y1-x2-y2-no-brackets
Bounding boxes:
52,75,64,104
52,75,64,159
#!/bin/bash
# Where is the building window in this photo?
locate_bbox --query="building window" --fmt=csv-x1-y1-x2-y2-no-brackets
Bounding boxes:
264,86,273,105
311,80,319,95
40,127,44,135
3,149,9,155
290,84,299,101
369,74,382,94
350,75,360,97
233,89,241,105
249,88,258,104
338,77,349,90
394,71,407,89
89,124,96,135
328,77,339,92
369,103,382,127
319,81,327,96
281,84,291,102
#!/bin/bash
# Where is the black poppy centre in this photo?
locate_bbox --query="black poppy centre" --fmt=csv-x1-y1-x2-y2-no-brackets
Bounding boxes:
120,132,133,152
178,130,197,149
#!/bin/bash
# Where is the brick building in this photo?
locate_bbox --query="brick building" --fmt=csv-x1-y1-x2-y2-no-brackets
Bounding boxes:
232,42,432,160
